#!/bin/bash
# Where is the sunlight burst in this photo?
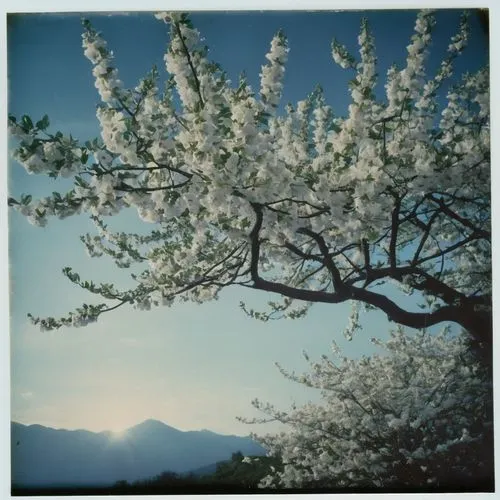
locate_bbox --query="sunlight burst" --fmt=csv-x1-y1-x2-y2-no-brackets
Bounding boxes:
109,427,128,440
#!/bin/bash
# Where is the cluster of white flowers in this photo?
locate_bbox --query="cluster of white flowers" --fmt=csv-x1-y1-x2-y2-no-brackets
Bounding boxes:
401,11,435,96
11,136,82,179
246,327,492,489
260,32,288,111
331,39,356,69
82,22,124,103
9,10,490,335
96,107,136,163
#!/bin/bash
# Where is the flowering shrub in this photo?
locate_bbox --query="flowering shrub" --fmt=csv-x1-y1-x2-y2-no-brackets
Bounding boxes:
243,327,493,490
8,11,490,348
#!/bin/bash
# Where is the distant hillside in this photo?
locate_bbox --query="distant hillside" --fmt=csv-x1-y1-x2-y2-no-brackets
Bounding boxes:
11,419,265,487
188,460,219,477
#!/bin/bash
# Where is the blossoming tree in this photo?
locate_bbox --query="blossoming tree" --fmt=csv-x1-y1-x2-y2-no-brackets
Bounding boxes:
8,12,490,352
242,327,493,490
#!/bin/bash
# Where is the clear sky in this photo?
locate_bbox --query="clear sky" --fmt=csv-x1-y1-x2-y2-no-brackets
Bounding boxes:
7,8,489,436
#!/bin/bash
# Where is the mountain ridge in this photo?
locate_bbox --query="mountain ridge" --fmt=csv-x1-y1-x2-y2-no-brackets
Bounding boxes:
11,419,265,487
12,419,253,438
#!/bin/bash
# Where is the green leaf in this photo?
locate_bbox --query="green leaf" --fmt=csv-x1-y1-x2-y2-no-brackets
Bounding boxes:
35,114,50,130
21,115,34,131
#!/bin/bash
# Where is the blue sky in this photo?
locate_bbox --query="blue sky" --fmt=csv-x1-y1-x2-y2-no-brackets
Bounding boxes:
7,9,489,436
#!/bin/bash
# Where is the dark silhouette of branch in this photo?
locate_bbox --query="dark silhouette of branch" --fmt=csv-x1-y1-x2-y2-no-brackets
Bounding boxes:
247,204,492,345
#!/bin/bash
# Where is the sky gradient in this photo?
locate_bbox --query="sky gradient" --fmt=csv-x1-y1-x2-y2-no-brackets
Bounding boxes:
7,8,489,436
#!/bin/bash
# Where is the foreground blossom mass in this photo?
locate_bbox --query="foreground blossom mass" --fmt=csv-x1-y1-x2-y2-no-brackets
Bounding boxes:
8,11,490,351
242,327,493,489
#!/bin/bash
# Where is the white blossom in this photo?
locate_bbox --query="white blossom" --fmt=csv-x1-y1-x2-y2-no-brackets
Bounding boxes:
246,328,492,489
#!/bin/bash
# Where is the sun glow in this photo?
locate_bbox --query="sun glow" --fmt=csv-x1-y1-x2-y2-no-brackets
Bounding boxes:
109,427,128,440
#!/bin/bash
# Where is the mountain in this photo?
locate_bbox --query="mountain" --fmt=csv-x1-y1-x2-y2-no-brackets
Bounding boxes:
11,420,265,487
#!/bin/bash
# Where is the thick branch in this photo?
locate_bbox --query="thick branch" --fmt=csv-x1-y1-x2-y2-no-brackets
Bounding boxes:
361,238,370,270
298,228,344,291
389,198,401,269
250,266,489,342
247,203,490,344
345,264,490,308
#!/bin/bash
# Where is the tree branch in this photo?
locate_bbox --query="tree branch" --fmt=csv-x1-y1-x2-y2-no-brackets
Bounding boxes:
429,195,490,239
411,209,441,266
247,203,490,342
173,21,205,108
284,241,323,263
298,228,344,291
389,198,401,269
